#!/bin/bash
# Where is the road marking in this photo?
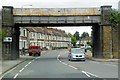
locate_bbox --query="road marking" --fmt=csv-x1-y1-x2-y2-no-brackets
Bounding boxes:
82,70,100,78
0,58,36,79
62,62,67,65
0,61,24,79
19,68,24,72
57,54,60,60
82,71,91,77
68,65,77,70
28,62,31,64
57,54,78,70
24,64,28,68
13,73,19,79
57,52,100,78
86,71,99,78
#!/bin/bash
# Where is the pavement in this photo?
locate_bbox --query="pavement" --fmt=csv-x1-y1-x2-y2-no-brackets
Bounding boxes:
0,49,119,77
85,50,119,62
0,50,47,77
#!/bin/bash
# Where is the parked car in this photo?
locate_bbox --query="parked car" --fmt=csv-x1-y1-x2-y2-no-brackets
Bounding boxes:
68,48,86,61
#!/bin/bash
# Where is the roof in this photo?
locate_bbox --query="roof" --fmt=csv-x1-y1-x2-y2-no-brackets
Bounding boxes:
26,27,70,37
26,27,35,32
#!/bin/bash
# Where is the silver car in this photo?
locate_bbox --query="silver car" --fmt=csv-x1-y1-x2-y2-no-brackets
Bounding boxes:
68,48,86,61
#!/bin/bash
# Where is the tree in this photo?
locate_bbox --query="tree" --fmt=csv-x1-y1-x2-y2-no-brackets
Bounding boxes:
73,31,80,41
118,13,120,25
110,9,119,58
110,9,119,28
68,33,77,47
81,32,89,39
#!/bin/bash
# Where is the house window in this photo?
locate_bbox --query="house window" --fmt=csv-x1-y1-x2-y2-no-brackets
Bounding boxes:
23,30,26,36
30,32,32,38
24,41,25,48
33,33,35,38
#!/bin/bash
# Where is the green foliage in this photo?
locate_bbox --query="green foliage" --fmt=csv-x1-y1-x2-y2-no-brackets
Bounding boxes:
110,9,119,27
73,31,80,41
68,33,77,47
87,42,93,47
81,32,89,39
118,13,120,25
71,37,76,47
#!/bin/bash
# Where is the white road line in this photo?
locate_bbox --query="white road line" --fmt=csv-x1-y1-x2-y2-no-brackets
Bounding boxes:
86,71,99,78
13,73,19,79
57,54,78,70
68,65,77,70
24,64,28,68
0,63,20,79
28,62,31,64
57,53,100,78
19,68,24,72
62,62,67,65
57,54,60,60
82,71,91,77
82,71,100,78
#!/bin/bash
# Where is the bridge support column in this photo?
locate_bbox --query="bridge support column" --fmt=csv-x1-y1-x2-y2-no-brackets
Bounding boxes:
100,6,113,58
102,26,113,58
11,26,20,59
118,24,120,58
92,24,101,58
2,27,20,60
2,6,20,60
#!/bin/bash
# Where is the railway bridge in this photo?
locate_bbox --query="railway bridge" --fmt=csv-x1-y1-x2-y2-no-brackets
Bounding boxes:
2,6,113,59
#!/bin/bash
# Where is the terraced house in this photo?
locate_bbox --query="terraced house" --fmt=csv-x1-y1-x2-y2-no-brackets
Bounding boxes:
19,27,71,50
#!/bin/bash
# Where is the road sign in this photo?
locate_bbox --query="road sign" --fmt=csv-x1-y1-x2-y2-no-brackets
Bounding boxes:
3,37,12,42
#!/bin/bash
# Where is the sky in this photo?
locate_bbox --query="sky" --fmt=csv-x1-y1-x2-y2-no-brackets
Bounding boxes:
0,0,120,35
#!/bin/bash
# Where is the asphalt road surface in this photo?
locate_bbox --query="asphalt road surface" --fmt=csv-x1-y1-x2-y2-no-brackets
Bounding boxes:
2,49,118,79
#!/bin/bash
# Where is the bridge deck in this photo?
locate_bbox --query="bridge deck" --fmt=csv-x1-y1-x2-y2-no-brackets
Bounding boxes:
13,8,101,16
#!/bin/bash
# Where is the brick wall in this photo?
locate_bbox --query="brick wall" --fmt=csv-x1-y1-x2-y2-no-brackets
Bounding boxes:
103,26,112,58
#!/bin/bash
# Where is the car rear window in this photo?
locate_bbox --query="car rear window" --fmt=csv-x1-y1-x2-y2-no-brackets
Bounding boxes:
71,49,84,54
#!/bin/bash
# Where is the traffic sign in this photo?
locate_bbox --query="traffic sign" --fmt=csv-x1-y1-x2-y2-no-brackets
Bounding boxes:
3,37,12,42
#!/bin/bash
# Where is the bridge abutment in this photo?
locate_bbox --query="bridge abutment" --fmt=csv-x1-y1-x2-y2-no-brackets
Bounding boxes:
102,26,113,58
100,6,114,58
2,6,20,60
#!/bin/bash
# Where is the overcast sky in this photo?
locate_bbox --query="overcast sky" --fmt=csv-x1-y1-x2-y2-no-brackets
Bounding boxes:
0,0,119,35
0,0,119,8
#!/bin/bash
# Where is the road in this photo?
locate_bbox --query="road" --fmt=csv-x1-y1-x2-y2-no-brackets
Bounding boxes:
2,49,118,79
